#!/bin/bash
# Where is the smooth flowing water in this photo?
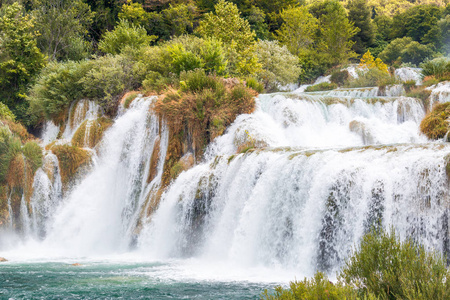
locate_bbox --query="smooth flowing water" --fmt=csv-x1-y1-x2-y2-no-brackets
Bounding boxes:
1,85,450,298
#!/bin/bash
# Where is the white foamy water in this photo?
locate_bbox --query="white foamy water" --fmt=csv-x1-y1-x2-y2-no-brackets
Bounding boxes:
1,89,449,283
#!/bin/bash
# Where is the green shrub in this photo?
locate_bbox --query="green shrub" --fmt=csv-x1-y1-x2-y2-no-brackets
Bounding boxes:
245,77,264,93
379,37,435,66
420,57,450,80
139,36,228,93
81,54,142,114
330,69,350,86
166,35,227,76
0,103,15,121
305,82,338,92
28,60,91,122
340,228,450,300
262,272,359,300
179,69,223,93
98,19,156,55
347,68,397,88
166,43,203,75
255,40,301,92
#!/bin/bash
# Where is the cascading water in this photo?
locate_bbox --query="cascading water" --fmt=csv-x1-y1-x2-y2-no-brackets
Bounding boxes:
135,91,449,276
37,96,167,256
2,85,450,295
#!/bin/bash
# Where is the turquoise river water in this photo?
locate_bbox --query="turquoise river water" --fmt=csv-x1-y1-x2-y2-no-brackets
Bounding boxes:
0,259,285,299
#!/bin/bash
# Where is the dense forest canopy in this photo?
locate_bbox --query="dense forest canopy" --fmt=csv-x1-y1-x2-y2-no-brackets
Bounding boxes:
1,0,450,127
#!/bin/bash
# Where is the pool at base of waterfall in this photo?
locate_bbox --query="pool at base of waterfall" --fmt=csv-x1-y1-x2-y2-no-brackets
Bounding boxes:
0,259,292,299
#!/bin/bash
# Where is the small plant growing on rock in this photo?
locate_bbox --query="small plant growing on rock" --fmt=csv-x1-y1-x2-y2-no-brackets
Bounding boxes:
420,102,450,140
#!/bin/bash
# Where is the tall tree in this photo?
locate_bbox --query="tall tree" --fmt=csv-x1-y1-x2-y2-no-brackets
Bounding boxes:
196,0,260,76
32,0,94,61
310,0,359,66
347,0,375,55
0,3,46,123
391,4,443,49
276,6,318,57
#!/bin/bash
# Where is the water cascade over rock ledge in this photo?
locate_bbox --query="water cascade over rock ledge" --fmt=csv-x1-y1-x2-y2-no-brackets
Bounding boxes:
1,85,450,280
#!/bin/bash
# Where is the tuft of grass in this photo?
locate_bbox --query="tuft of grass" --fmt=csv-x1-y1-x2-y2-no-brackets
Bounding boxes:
71,117,113,148
402,79,416,92
49,144,92,184
422,75,440,87
406,86,431,109
420,102,450,140
245,77,264,93
23,141,43,173
305,82,337,92
123,92,139,109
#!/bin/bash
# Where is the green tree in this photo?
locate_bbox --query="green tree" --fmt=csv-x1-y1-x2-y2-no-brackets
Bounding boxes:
392,4,443,49
276,6,318,57
246,6,270,40
31,0,94,61
255,40,301,91
118,0,150,28
347,0,375,55
310,0,359,66
196,0,260,76
0,3,46,123
161,3,197,37
378,37,434,66
439,15,450,54
98,19,156,54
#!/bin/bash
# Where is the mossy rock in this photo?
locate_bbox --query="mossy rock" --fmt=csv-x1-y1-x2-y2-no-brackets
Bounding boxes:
48,144,92,185
420,102,450,140
71,117,113,148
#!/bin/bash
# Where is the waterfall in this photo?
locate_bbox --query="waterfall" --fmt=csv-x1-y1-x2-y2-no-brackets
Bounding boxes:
2,84,450,278
29,153,62,239
137,90,449,274
428,81,450,107
138,144,450,274
37,96,167,256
